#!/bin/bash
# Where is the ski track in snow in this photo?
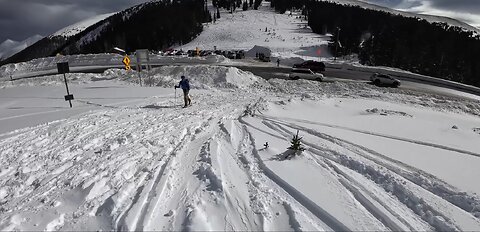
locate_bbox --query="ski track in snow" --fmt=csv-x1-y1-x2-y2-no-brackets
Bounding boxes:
252,117,480,231
1,65,480,231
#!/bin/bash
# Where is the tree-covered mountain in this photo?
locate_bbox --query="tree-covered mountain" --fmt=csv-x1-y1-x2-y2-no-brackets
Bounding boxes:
1,0,210,65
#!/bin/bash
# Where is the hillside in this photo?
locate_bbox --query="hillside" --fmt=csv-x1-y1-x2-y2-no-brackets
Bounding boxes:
1,1,480,230
51,13,115,39
1,0,209,65
0,35,43,61
179,2,330,60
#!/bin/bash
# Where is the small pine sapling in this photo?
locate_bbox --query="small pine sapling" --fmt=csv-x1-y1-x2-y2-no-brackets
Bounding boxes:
286,130,305,159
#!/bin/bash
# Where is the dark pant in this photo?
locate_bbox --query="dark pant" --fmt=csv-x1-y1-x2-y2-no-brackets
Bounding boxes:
183,89,191,106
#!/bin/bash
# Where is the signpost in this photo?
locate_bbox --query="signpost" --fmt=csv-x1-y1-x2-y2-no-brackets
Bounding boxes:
57,62,74,108
135,49,151,86
334,27,341,61
123,55,131,70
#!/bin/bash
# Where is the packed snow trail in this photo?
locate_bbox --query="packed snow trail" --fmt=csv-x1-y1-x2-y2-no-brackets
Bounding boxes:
1,66,480,231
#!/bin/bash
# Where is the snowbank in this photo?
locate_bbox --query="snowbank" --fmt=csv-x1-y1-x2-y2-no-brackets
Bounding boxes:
131,65,268,90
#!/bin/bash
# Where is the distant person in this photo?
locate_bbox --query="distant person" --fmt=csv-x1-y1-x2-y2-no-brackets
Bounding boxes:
277,58,280,67
175,75,192,107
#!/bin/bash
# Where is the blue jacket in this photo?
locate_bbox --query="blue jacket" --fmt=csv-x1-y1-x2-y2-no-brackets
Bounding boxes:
178,78,190,90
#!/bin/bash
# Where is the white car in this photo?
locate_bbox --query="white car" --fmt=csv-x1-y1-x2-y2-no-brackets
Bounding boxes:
370,73,401,87
289,68,324,81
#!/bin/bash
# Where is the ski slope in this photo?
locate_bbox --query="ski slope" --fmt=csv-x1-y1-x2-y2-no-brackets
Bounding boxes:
179,2,331,60
1,65,480,231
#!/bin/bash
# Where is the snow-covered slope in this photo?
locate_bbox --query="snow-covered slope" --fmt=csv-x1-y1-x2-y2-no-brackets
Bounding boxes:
0,35,43,61
179,3,331,59
0,65,480,231
51,13,115,38
1,13,112,62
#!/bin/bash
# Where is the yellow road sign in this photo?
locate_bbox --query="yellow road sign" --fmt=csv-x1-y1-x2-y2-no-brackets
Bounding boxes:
195,47,200,56
123,55,131,70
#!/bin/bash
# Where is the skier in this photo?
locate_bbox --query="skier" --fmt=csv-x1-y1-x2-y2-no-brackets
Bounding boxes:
277,58,280,67
175,75,192,107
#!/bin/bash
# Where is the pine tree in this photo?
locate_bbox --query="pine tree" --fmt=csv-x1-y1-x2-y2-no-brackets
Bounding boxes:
243,1,248,10
249,0,253,7
253,0,261,9
288,130,305,153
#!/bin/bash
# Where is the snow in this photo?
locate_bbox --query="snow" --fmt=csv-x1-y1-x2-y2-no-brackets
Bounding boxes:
52,13,115,38
1,63,480,231
179,3,330,61
1,3,480,231
0,35,43,61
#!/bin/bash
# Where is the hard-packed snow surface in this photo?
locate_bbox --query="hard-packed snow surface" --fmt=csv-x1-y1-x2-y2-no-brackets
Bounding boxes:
1,65,480,231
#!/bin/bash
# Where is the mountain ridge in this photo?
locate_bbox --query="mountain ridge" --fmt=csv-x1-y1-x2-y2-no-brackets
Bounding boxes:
0,35,43,61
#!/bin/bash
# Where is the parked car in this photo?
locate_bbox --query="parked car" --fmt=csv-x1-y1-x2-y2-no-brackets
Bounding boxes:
370,73,401,87
289,68,324,81
258,53,270,62
175,50,186,56
225,51,236,59
187,50,196,57
235,50,245,59
293,60,325,72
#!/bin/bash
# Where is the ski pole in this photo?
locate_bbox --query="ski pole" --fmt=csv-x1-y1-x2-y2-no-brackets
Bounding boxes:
174,87,177,106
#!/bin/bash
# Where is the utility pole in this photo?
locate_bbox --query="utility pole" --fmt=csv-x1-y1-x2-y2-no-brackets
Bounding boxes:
334,27,341,61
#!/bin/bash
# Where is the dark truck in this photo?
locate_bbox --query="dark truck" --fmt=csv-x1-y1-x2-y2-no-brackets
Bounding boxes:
293,60,325,72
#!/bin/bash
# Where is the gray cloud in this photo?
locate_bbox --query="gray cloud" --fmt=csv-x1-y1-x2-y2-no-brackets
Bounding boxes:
0,0,148,42
428,0,480,15
360,0,480,27
361,0,423,9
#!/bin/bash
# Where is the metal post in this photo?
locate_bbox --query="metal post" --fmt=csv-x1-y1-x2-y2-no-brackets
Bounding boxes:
63,73,72,108
334,27,340,61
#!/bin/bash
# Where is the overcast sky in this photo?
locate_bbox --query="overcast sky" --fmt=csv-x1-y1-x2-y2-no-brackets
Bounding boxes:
0,0,148,42
0,0,479,43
